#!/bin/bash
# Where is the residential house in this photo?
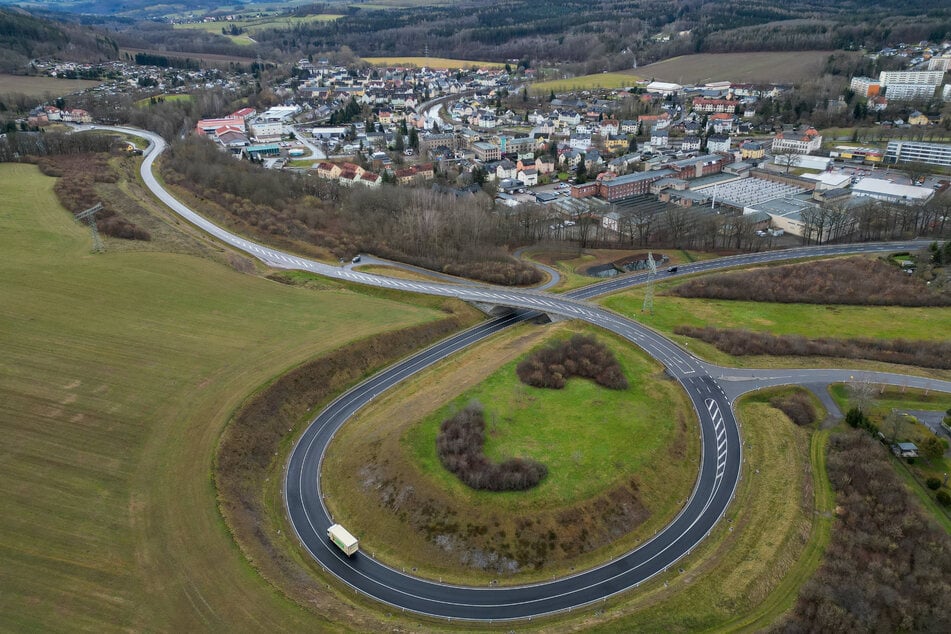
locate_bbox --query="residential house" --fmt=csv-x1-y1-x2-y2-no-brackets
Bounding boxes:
681,135,701,152
316,162,342,179
638,112,671,132
496,159,518,181
650,129,669,148
561,148,583,168
584,149,603,169
604,134,629,153
569,134,593,150
708,113,735,133
740,140,766,160
692,97,739,113
394,163,435,185
518,168,539,186
908,110,930,125
473,141,501,162
535,156,556,174
707,134,731,153
358,172,381,188
600,119,620,136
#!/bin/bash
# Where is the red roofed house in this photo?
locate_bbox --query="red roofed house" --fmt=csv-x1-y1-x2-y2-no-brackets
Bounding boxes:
317,162,342,179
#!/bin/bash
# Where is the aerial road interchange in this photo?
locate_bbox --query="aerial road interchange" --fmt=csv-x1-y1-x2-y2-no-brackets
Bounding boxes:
88,125,950,621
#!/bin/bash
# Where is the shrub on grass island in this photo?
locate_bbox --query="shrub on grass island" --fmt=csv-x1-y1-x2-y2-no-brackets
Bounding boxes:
516,334,628,390
436,402,547,492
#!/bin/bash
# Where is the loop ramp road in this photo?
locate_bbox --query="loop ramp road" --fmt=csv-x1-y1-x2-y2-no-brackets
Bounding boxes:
86,125,949,621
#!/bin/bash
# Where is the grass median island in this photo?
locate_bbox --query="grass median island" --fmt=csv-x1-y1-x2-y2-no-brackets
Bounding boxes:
321,322,699,584
0,163,456,631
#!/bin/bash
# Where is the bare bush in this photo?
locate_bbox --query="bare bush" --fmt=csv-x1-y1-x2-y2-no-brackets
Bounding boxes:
769,391,818,426
668,257,950,306
676,325,951,370
773,430,951,633
32,153,150,241
436,402,547,492
516,334,628,390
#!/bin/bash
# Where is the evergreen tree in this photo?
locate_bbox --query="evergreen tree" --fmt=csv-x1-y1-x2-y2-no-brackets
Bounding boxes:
575,160,587,184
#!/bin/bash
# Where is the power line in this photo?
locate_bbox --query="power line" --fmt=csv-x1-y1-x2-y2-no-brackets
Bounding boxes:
642,251,656,314
76,203,104,253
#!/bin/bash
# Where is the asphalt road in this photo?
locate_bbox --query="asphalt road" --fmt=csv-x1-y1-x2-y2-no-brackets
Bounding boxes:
82,125,950,621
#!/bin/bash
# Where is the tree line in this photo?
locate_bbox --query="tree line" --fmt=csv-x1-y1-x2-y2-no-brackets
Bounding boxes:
675,325,951,369
667,256,951,307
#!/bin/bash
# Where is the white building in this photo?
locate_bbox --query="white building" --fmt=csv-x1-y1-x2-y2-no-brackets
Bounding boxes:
247,118,283,142
928,56,951,72
885,140,951,168
851,178,935,205
879,70,945,86
884,84,938,101
707,134,731,153
644,81,683,96
849,76,880,97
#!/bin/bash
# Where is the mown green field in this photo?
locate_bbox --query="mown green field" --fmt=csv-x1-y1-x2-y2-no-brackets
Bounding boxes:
405,326,686,508
0,163,445,632
361,56,505,69
530,72,640,94
134,93,194,107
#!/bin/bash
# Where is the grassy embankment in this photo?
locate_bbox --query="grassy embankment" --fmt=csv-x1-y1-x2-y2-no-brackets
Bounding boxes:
174,14,343,45
600,283,951,378
322,321,699,585
134,93,194,107
552,387,832,632
0,163,450,632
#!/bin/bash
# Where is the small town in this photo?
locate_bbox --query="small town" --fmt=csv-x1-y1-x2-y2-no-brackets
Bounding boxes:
1,3,950,633
15,39,951,250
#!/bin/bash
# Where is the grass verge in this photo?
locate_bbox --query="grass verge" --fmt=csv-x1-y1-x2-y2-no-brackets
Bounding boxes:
560,389,830,632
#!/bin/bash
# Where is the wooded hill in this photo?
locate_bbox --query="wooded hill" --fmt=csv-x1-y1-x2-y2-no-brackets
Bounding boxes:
0,8,117,73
